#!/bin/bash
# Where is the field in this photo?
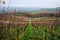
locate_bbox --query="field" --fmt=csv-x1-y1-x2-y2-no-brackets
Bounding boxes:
0,12,60,40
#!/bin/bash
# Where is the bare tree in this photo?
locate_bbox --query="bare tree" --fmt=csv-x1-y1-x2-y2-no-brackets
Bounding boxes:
2,0,5,13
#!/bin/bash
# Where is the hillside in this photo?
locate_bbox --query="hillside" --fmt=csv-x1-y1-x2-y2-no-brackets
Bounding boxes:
0,7,60,13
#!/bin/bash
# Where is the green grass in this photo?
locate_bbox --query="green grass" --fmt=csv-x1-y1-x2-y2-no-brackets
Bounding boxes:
0,22,60,40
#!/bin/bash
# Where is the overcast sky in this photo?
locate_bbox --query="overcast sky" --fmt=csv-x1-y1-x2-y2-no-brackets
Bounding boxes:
1,0,60,8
